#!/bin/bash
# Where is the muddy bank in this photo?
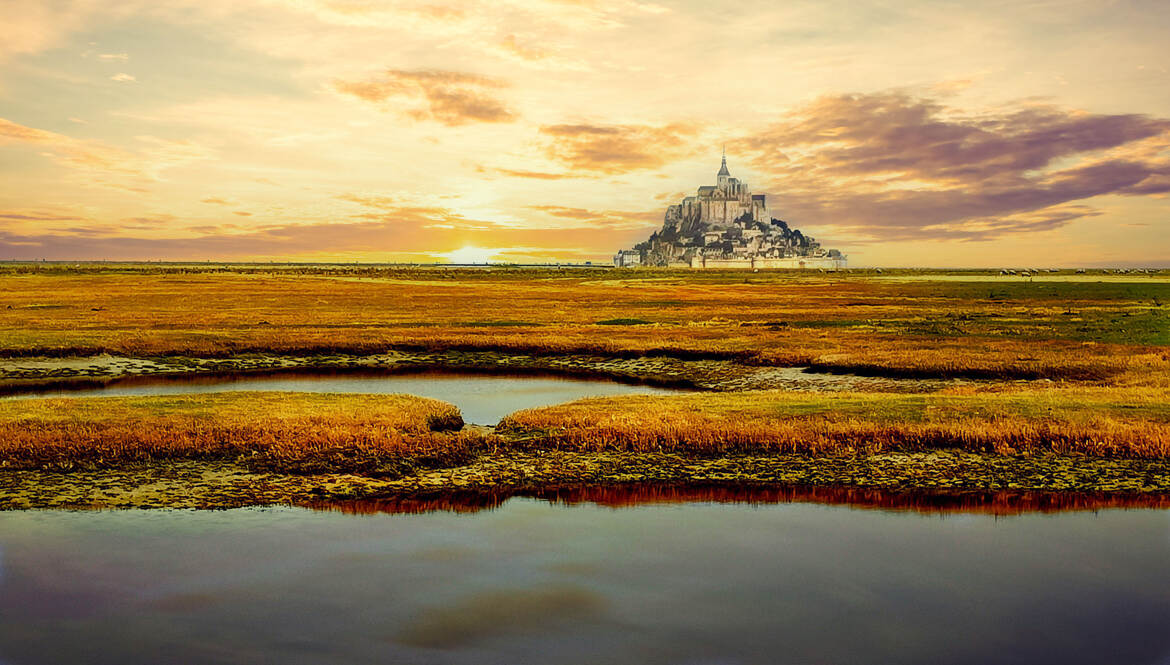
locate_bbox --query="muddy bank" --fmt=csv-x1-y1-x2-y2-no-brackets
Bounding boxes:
3,449,1169,510
0,350,959,394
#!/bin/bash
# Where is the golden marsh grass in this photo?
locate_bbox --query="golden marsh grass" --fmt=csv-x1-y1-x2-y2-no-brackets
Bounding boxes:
0,392,490,475
1,267,1167,384
498,387,1170,458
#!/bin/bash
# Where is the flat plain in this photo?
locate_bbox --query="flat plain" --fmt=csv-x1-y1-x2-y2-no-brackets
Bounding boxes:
2,263,1168,509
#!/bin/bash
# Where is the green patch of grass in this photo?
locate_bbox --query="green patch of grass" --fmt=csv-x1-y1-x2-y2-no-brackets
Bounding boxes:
462,321,542,327
786,319,870,329
595,318,652,326
1056,308,1170,345
936,280,1170,303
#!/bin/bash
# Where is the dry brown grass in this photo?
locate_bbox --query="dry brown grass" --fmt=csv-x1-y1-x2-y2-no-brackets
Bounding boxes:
1,268,1168,384
0,392,492,476
497,387,1170,458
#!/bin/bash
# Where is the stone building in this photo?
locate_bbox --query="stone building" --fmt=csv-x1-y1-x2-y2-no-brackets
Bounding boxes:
614,154,845,269
613,249,642,267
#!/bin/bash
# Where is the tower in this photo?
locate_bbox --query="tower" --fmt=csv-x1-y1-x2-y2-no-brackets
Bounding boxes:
717,147,730,191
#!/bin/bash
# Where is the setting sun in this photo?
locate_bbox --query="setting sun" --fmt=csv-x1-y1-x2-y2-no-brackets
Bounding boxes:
441,246,498,264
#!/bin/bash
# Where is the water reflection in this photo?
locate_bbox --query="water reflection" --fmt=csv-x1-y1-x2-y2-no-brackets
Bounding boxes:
303,483,1170,517
0,501,1168,664
396,585,609,649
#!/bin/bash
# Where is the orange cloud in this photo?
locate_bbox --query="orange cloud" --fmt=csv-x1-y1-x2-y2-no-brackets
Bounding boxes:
0,211,83,222
539,122,698,174
498,34,549,61
528,205,657,229
0,117,213,190
484,167,574,180
333,69,515,125
409,5,466,21
0,118,134,174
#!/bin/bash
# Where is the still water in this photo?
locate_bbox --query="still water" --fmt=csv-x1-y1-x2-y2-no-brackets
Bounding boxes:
4,370,686,424
1,499,1168,665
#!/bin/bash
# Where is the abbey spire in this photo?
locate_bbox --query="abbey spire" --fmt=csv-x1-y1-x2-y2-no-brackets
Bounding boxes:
717,148,731,191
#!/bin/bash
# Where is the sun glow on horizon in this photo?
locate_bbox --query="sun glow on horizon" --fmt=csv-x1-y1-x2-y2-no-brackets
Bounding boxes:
440,246,499,264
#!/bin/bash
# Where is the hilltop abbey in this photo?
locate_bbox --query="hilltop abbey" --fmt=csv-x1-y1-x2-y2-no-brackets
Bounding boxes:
614,154,845,269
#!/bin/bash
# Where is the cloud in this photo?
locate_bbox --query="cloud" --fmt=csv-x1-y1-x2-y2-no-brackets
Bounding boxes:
98,52,129,61
0,117,140,177
653,190,687,202
528,205,603,220
333,69,515,125
539,122,699,174
0,117,213,190
500,0,670,30
0,211,83,222
261,1,470,29
498,34,549,62
200,197,231,205
528,205,658,229
335,193,399,208
110,72,136,82
491,33,589,71
731,91,1170,240
132,135,215,178
0,0,112,62
482,166,574,180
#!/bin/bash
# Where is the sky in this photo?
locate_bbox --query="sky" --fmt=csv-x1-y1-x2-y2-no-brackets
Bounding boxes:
1,0,1168,267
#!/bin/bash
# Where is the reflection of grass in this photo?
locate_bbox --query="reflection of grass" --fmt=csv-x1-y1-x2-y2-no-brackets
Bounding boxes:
396,586,605,648
0,266,1167,384
498,387,1170,458
0,392,490,476
313,485,1170,516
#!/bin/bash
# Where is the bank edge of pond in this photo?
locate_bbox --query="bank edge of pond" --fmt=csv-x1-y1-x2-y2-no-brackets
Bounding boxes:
3,449,1170,511
0,350,958,395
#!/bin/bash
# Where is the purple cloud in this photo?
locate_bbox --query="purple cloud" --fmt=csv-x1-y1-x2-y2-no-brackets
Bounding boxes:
732,91,1170,240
